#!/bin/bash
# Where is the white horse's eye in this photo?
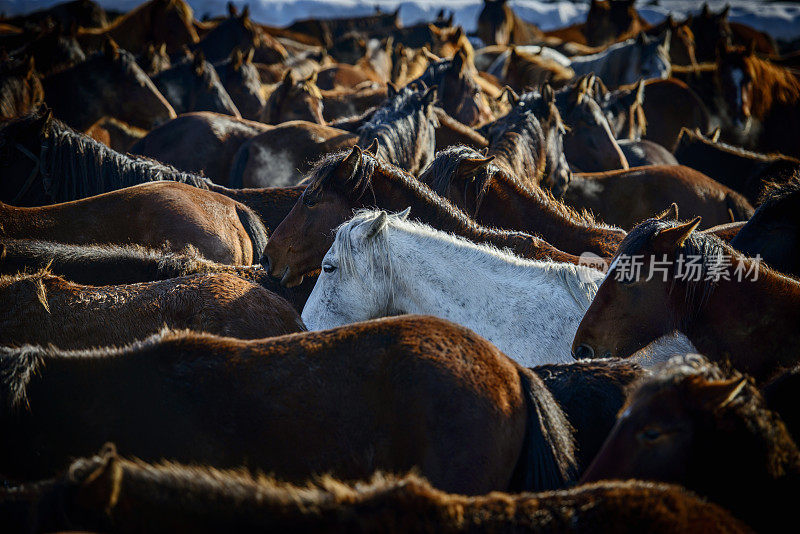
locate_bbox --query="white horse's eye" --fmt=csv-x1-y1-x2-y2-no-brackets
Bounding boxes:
322,263,337,273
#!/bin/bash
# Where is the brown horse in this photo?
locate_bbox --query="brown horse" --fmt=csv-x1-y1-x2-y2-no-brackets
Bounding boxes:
285,9,400,49
0,181,267,265
420,145,625,259
582,355,797,533
476,0,545,47
572,216,800,382
0,271,303,349
674,127,800,205
641,78,711,150
689,3,777,62
42,38,176,131
152,51,240,117
0,110,213,206
264,147,581,287
645,14,697,67
391,43,430,86
559,166,753,229
261,69,325,124
85,116,146,152
10,22,86,76
0,56,43,121
0,315,577,494
4,0,109,29
582,0,651,48
4,448,750,534
77,0,198,54
192,4,287,65
497,47,575,92
213,47,265,120
592,76,647,141
0,238,314,313
716,44,800,158
130,112,270,187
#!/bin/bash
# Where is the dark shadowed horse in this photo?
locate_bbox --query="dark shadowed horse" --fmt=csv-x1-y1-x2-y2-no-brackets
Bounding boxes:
582,355,798,533
674,128,800,205
214,48,265,120
130,112,270,188
264,147,581,287
716,44,800,158
136,42,171,75
420,145,625,259
0,56,43,121
0,315,576,495
0,110,212,206
476,0,544,47
41,38,176,131
2,447,747,534
0,271,303,349
10,23,86,76
4,0,108,29
573,216,800,382
192,4,286,65
285,9,399,49
731,180,800,278
152,51,240,117
689,3,777,63
582,0,650,47
641,78,711,150
0,180,267,265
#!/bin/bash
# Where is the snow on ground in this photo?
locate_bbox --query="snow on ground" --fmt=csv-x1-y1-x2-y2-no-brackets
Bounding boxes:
3,0,800,42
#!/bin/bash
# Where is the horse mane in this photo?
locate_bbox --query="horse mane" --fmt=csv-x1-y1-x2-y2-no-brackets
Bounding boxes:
335,209,600,310
356,86,437,168
757,176,800,207
0,58,43,120
3,110,212,203
742,52,800,119
486,102,547,182
678,127,800,163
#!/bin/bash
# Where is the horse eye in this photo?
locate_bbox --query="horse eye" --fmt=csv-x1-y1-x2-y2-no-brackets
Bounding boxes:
303,195,318,207
322,263,337,273
637,428,662,443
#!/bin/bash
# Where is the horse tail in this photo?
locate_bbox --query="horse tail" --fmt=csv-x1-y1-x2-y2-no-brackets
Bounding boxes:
229,142,250,189
508,367,578,492
725,191,755,222
236,204,269,265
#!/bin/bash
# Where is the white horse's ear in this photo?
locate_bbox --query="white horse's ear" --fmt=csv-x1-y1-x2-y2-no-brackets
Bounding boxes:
398,207,411,220
365,212,388,239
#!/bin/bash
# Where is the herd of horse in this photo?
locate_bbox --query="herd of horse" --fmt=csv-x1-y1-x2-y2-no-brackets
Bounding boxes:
2,0,800,531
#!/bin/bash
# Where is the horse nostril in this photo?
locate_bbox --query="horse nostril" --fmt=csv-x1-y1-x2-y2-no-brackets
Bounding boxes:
574,344,595,360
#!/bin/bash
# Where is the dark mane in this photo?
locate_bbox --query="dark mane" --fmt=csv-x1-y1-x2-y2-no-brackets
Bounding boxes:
3,110,212,203
758,176,800,207
485,100,547,182
617,218,727,326
0,57,44,121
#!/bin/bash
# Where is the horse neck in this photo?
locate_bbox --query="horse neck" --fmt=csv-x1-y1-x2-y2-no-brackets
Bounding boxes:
680,255,800,381
482,175,622,258
366,165,577,263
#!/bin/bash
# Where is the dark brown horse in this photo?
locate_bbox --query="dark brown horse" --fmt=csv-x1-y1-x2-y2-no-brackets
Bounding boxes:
582,0,651,48
3,447,749,534
77,0,199,54
285,9,400,49
213,47,265,120
420,145,625,258
0,271,303,349
0,315,577,494
674,127,800,205
10,22,86,76
130,112,270,188
0,181,267,265
689,3,777,63
152,51,240,117
136,41,170,75
261,69,325,125
730,180,800,278
573,216,800,382
321,84,388,123
641,78,711,150
645,14,697,67
476,0,545,47
4,0,108,29
192,4,286,65
0,56,43,121
716,44,800,158
0,238,314,312
264,147,581,287
582,355,797,533
41,38,176,131
0,110,212,206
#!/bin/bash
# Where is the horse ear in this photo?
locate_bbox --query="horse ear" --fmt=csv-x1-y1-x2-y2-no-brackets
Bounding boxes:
542,82,555,106
447,13,455,26
719,4,730,20
245,47,255,64
501,85,519,105
421,47,440,62
241,5,250,21
365,212,388,239
459,155,495,176
655,217,702,250
428,23,441,36
655,203,679,221
386,82,398,98
398,207,411,220
701,3,711,17
283,68,294,85
364,138,379,155
636,32,646,46
660,28,671,53
422,86,438,106
452,48,467,74
710,127,721,142
102,37,120,60
336,146,362,183
193,50,205,75
666,14,675,28
227,1,237,17
306,70,318,85
690,376,748,410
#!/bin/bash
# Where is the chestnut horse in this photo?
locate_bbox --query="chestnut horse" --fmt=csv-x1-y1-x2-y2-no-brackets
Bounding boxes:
0,181,267,265
0,316,577,494
0,110,212,206
264,147,581,287
572,216,800,382
476,0,544,47
716,44,800,158
558,166,753,230
581,0,650,48
689,3,777,63
641,78,711,150
0,271,303,349
582,355,797,533
214,48,265,121
261,69,325,124
4,448,749,534
42,38,176,131
420,145,626,258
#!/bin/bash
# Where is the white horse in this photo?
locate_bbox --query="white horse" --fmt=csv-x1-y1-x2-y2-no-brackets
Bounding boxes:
301,209,605,367
568,31,671,88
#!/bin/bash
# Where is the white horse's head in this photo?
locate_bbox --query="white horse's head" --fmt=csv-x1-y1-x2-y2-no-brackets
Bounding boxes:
302,208,410,331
